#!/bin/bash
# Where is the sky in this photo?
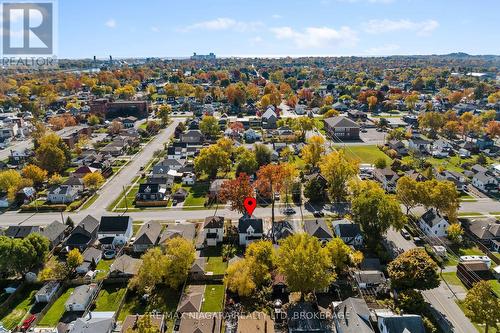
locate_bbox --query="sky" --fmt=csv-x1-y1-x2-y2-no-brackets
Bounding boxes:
56,0,500,59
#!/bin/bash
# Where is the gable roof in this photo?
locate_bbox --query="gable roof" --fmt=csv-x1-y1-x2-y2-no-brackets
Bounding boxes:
40,221,67,243
324,116,359,129
134,221,162,245
238,217,263,234
5,225,40,238
304,219,333,239
203,216,224,229
99,216,131,233
332,219,362,238
420,209,447,228
378,314,425,333
177,285,204,313
160,222,196,243
110,255,142,275
334,298,374,333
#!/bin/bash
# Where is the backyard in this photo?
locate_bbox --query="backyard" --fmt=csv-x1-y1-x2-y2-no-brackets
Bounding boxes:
201,284,225,312
118,287,180,322
38,287,74,327
334,145,391,164
183,183,209,207
95,259,114,280
0,285,38,330
94,285,127,312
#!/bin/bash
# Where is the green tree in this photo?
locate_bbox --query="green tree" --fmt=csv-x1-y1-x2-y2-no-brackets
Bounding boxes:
303,176,326,203
301,135,325,169
463,281,500,333
351,181,407,247
245,240,275,285
236,148,258,175
199,115,220,139
87,115,101,126
277,233,335,295
126,314,160,333
325,238,353,273
396,176,420,214
254,144,272,166
130,248,169,294
319,150,359,202
194,144,231,179
374,157,387,169
164,237,195,289
35,140,66,174
157,105,171,126
387,248,439,291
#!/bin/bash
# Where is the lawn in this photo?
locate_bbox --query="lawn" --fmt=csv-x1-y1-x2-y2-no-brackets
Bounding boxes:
38,287,74,327
95,259,114,280
80,193,99,210
488,280,500,295
458,246,485,256
0,286,38,330
118,287,180,323
334,145,391,164
206,257,227,275
201,284,225,312
94,285,127,311
441,272,465,288
183,183,209,207
458,212,484,217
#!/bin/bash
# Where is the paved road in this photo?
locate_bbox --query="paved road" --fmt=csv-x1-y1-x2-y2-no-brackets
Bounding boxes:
385,227,478,333
0,139,32,161
88,118,182,211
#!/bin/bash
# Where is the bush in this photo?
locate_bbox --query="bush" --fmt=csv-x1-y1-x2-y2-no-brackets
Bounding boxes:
424,244,444,266
20,204,67,212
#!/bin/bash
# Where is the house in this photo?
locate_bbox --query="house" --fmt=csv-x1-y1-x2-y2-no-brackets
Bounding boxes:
16,187,35,205
178,312,221,333
133,221,162,253
76,247,102,274
209,179,227,199
376,312,425,333
136,183,167,202
181,130,204,144
304,219,333,243
272,220,296,242
47,185,79,204
72,166,99,179
182,172,196,186
332,219,363,248
69,317,114,333
65,284,98,312
64,176,85,193
333,101,348,112
238,216,264,246
190,257,206,279
121,315,165,333
323,116,360,140
432,139,453,157
155,158,186,171
373,167,399,193
262,107,278,129
37,221,67,249
97,216,133,248
244,129,261,143
65,215,100,251
464,217,500,251
436,170,468,191
4,225,40,239
333,298,375,333
176,285,204,314
109,255,142,277
408,138,432,154
353,270,387,289
35,281,60,303
237,312,275,333
160,222,196,244
472,172,498,194
288,302,329,333
418,209,449,237
172,188,188,202
386,140,408,156
200,216,224,247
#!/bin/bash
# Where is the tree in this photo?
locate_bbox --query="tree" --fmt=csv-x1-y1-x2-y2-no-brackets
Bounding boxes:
225,258,256,296
157,105,171,126
254,144,272,166
194,144,231,179
67,248,83,270
374,157,387,169
0,169,22,192
22,164,48,187
126,314,160,333
396,176,420,214
447,223,464,244
326,238,353,273
425,180,460,223
255,164,286,227
219,173,254,214
463,281,500,333
200,115,220,139
83,172,105,191
130,248,169,294
319,150,358,202
293,117,315,139
164,237,195,289
277,233,335,295
303,176,326,203
87,114,101,126
39,257,68,281
245,240,275,285
367,96,378,111
235,149,258,175
48,173,63,186
0,234,49,276
301,135,325,169
109,120,123,135
485,120,500,139
387,248,439,291
418,112,444,138
351,180,407,247
35,133,69,174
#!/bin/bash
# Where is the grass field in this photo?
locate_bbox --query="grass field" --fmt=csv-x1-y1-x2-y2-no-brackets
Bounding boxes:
334,145,391,164
94,285,127,312
201,284,225,312
95,259,114,280
183,183,209,207
80,193,99,210
0,286,38,330
38,287,74,327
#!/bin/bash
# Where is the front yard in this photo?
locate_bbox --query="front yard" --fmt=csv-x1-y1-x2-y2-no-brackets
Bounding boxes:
183,183,209,207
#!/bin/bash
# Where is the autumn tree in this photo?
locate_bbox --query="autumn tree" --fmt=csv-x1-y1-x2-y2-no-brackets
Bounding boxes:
235,148,258,175
219,173,254,214
447,223,464,244
225,258,256,296
157,104,172,126
83,172,105,191
194,144,231,179
67,248,84,270
463,281,500,333
109,120,123,135
164,237,195,289
199,115,220,139
367,96,378,111
130,247,168,294
301,135,325,169
326,238,355,273
418,112,444,138
245,240,276,286
396,176,420,214
22,164,48,187
39,257,68,281
126,314,160,333
0,169,22,193
387,248,439,291
319,150,358,202
277,233,335,296
351,180,407,247
486,120,500,139
255,164,285,226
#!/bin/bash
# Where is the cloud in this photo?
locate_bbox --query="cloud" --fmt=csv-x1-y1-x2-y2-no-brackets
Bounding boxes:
363,19,439,36
105,19,116,28
180,18,263,32
365,44,400,55
270,26,358,49
272,14,283,19
151,26,160,33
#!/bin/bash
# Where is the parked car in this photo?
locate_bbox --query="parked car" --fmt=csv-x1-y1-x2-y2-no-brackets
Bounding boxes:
313,210,324,218
400,229,411,240
283,207,296,215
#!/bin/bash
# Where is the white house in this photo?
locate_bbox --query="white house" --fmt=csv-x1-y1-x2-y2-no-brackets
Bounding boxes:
47,185,79,204
182,172,196,186
238,217,263,246
35,281,60,303
65,284,98,312
418,209,449,237
97,216,133,248
472,172,499,194
202,216,224,247
332,219,363,248
376,311,425,333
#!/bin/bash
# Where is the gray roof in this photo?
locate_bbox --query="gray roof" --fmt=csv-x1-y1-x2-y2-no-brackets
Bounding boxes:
324,116,359,129
420,209,446,228
134,221,162,245
110,255,142,275
81,247,102,263
69,317,114,333
176,285,204,313
378,314,425,333
160,222,196,243
304,219,333,240
40,221,67,243
238,217,263,234
65,284,97,309
334,298,374,333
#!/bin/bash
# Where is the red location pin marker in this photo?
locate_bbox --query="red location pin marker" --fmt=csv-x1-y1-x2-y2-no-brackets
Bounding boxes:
243,197,257,216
